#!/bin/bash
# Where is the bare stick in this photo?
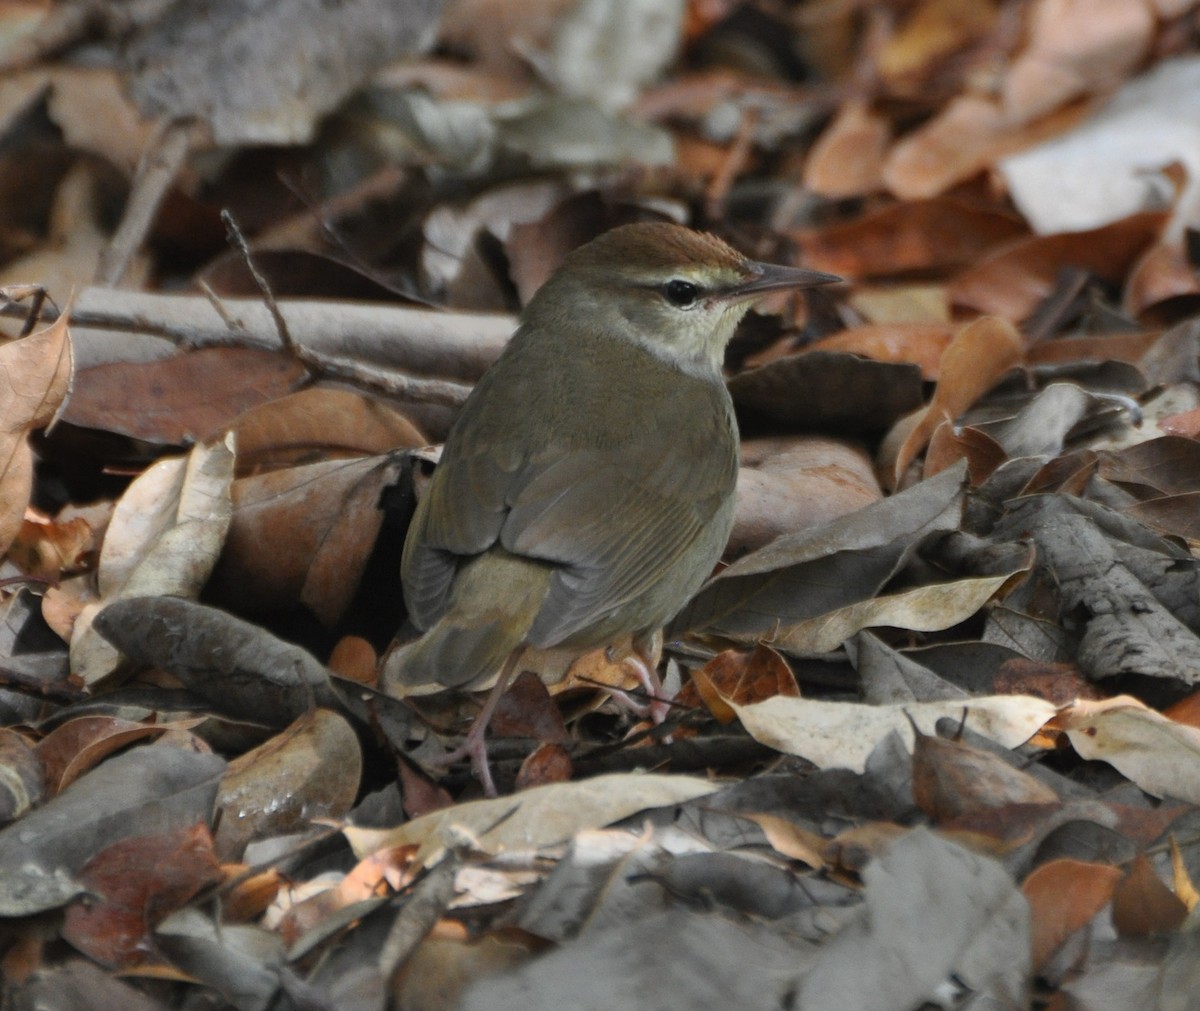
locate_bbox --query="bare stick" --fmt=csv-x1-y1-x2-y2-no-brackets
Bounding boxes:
0,288,514,407
220,209,297,355
96,120,196,287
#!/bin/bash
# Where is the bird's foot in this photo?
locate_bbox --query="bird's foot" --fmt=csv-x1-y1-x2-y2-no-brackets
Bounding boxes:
420,654,522,798
618,653,673,727
426,726,497,797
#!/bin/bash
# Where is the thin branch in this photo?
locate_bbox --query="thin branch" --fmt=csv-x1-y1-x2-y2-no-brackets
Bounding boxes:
221,209,297,354
95,120,196,287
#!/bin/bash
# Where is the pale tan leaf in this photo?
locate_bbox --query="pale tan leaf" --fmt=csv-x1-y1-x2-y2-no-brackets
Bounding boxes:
71,436,236,685
743,569,1025,655
730,694,1057,774
1059,696,1200,803
345,773,719,869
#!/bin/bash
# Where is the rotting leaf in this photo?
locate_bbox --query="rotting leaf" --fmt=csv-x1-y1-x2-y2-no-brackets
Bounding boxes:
0,746,225,917
62,822,223,969
91,596,340,727
214,709,363,860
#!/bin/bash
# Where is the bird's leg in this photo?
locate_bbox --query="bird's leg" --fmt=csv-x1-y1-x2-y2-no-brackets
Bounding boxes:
427,649,523,797
606,630,672,725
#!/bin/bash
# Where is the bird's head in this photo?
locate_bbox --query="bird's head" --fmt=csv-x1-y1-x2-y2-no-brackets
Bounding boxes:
522,222,841,376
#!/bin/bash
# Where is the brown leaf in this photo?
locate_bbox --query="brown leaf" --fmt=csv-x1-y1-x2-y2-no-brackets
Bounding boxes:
1099,436,1200,496
877,0,998,91
683,644,799,724
1124,241,1200,318
888,316,1024,484
7,512,95,582
1161,406,1200,438
0,313,73,555
0,746,225,918
950,212,1167,321
491,670,570,744
730,436,881,557
328,634,378,684
912,727,1059,821
62,822,222,969
728,351,924,433
515,742,573,790
35,716,191,795
803,99,888,198
1022,858,1122,970
797,196,1026,278
924,421,1007,483
1026,331,1163,367
1111,853,1187,937
883,95,1006,200
806,323,954,380
1001,0,1153,125
213,709,362,860
993,657,1101,706
210,453,404,625
222,387,426,470
65,348,306,445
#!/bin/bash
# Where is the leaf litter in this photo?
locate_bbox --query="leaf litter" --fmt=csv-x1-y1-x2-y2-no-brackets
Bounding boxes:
2,0,1200,1007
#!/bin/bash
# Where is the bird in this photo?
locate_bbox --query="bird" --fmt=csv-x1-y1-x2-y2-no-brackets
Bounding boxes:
382,221,840,793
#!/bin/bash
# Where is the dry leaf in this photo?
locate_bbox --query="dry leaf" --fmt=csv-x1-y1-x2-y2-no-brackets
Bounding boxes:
730,693,1057,773
1023,858,1123,970
71,436,236,685
1058,696,1200,803
0,313,73,556
345,773,719,869
888,316,1024,483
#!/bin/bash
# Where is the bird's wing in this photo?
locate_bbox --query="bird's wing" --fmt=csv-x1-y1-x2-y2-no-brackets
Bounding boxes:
502,418,736,646
401,446,519,629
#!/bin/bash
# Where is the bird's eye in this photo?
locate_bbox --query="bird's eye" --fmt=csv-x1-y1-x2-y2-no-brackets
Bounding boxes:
662,279,700,308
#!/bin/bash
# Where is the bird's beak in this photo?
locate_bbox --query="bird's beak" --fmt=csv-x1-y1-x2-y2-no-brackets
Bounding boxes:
723,260,842,302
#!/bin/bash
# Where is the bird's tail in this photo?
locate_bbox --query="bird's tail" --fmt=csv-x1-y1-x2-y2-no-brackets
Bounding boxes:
381,550,554,696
